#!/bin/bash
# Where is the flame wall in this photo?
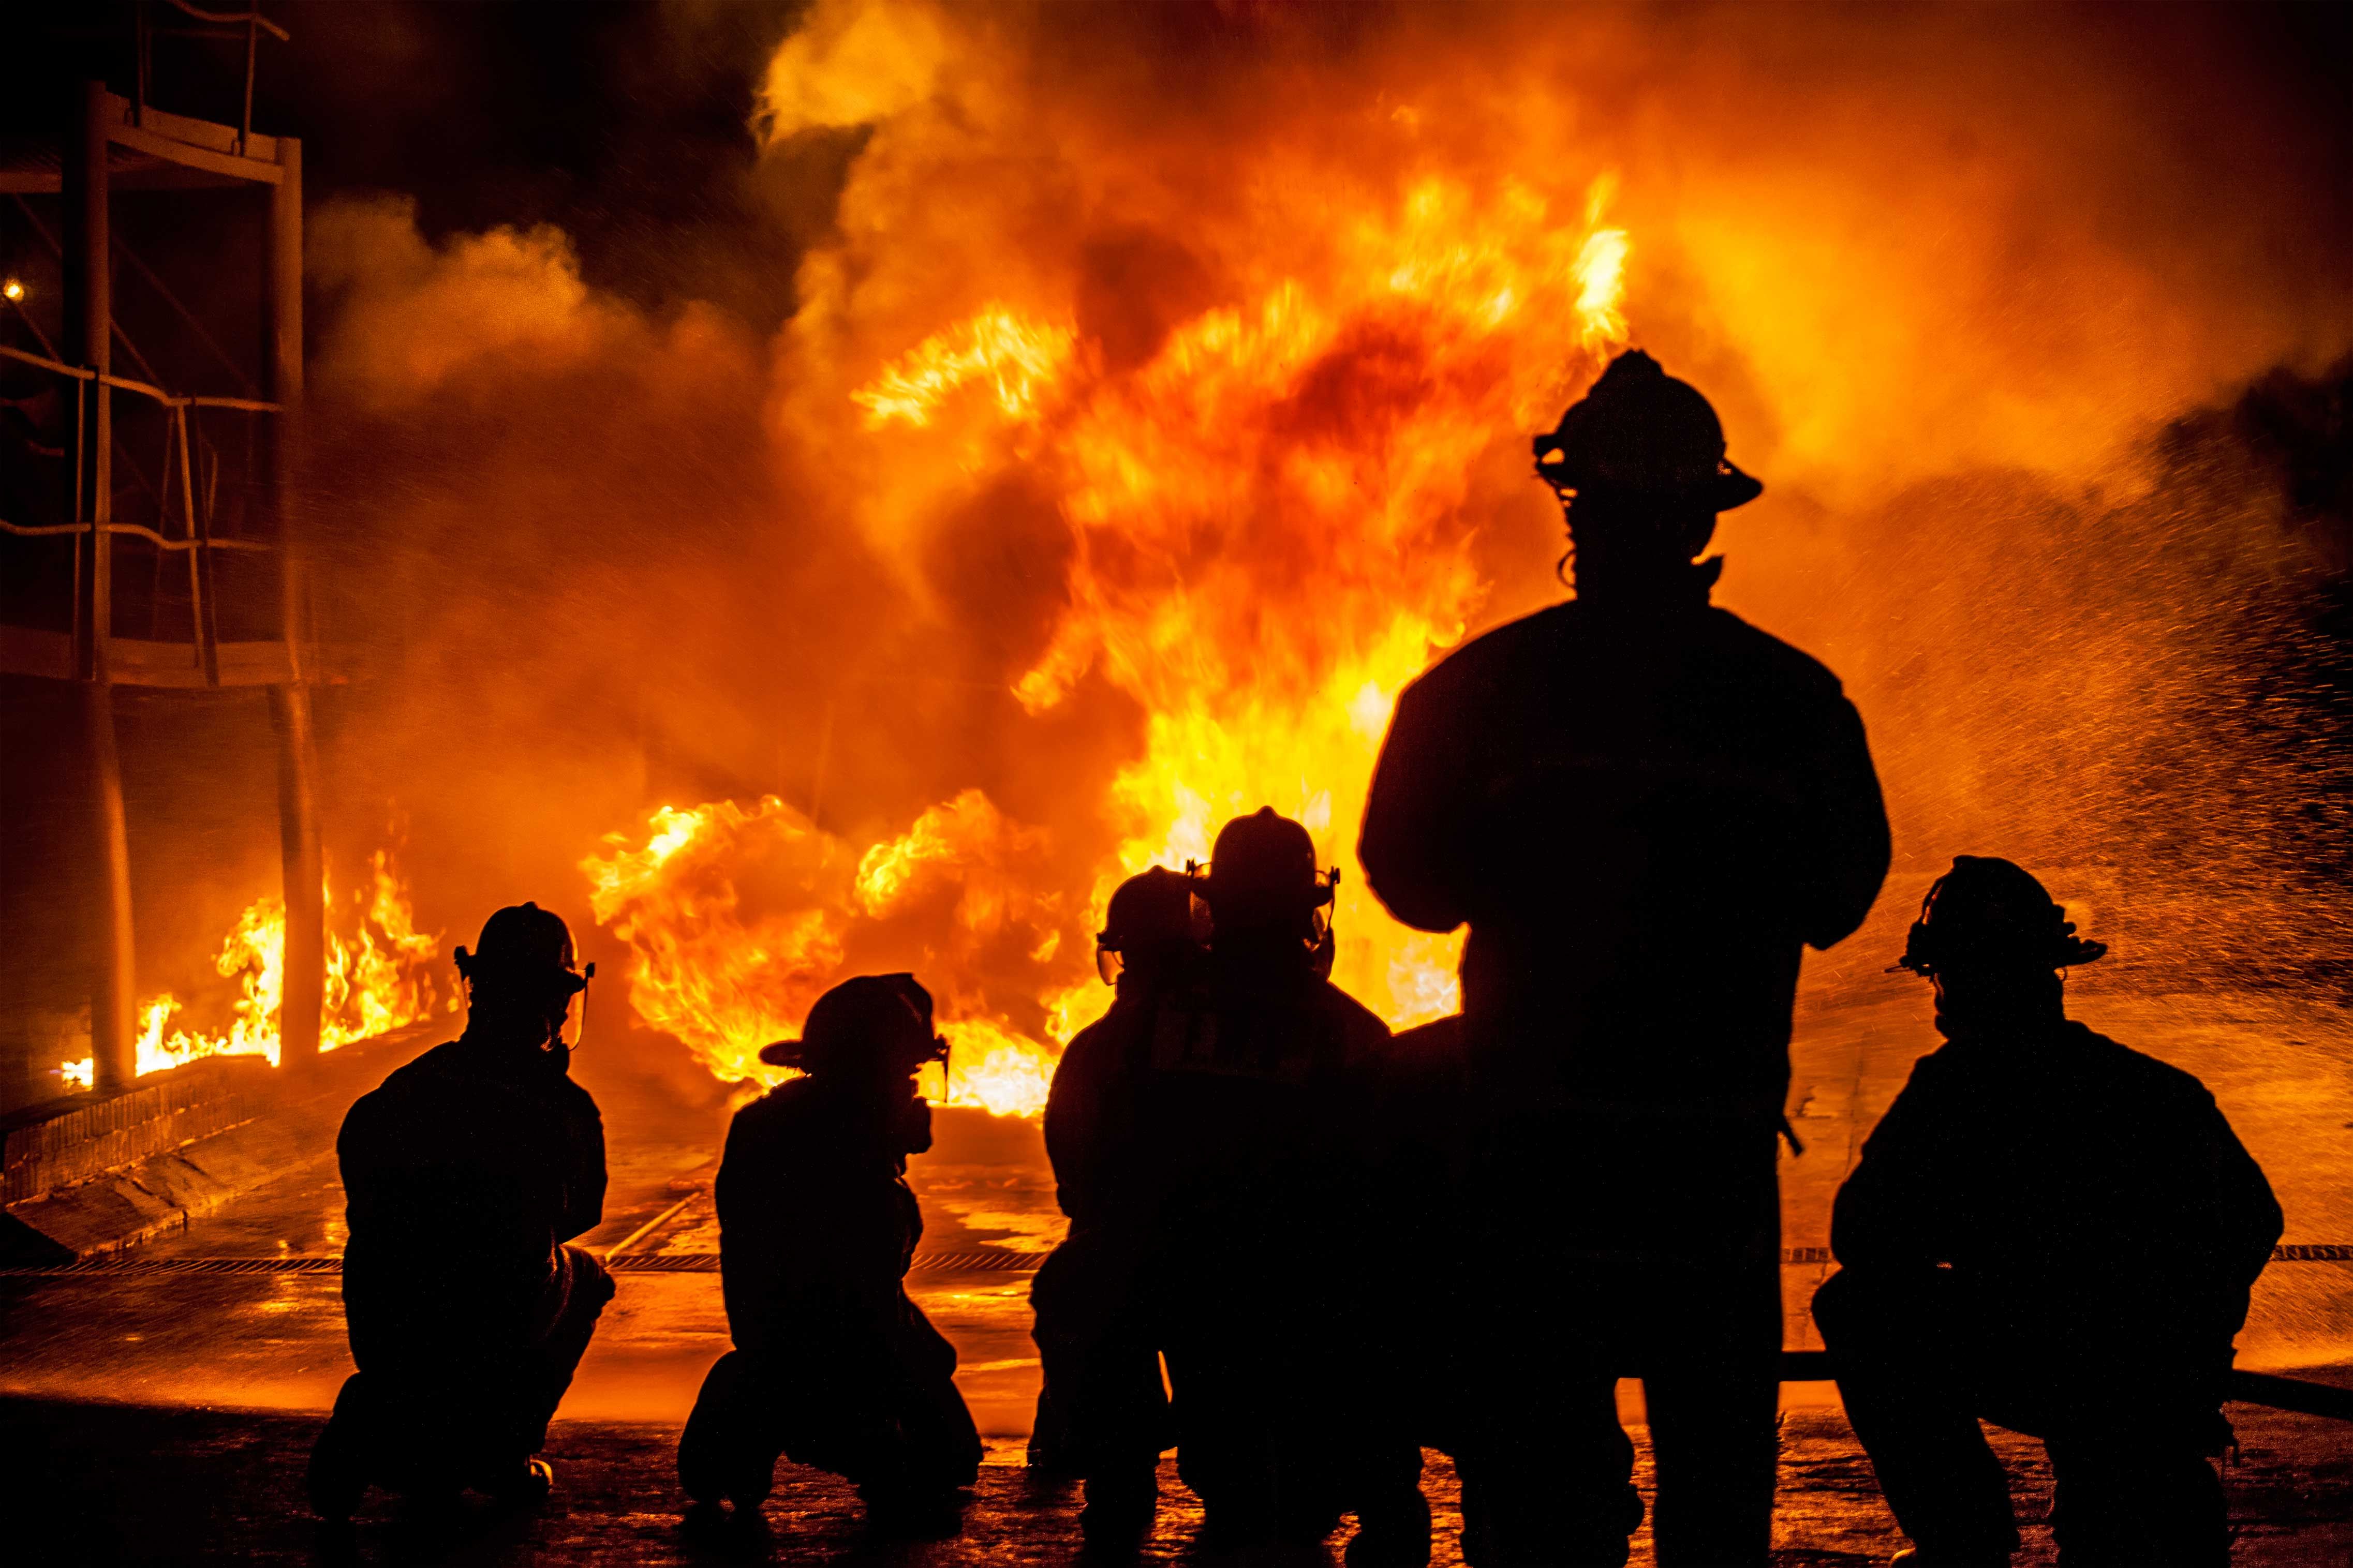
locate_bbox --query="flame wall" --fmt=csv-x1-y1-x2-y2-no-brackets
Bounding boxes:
292,1,2353,1109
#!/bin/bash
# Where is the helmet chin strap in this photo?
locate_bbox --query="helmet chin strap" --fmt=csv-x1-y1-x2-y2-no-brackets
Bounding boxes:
531,962,596,1065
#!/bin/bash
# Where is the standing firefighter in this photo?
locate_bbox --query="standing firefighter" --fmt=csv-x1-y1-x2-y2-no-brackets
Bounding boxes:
308,902,613,1519
1814,857,2280,1567
677,973,982,1531
1028,867,1203,1537
1360,349,1891,1566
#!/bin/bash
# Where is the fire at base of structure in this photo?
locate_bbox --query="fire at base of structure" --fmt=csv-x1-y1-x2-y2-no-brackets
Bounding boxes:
56,851,447,1091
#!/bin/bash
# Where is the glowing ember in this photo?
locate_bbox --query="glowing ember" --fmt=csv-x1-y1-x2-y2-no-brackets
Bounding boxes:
57,850,444,1090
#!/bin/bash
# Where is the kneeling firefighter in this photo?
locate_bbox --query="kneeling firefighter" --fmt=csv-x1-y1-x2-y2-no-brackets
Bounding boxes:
309,902,614,1517
1046,810,1428,1560
1814,857,2281,1567
677,973,982,1528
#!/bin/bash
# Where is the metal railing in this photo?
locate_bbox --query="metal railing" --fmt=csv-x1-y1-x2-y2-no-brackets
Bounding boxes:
136,2,290,155
0,341,281,682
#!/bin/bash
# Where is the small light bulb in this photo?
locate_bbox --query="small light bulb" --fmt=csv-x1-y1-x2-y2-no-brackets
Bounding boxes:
2,279,23,302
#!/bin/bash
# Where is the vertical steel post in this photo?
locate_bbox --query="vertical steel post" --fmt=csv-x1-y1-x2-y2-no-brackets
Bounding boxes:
268,683,323,1068
67,81,136,1094
266,135,323,1071
67,83,111,684
82,681,137,1092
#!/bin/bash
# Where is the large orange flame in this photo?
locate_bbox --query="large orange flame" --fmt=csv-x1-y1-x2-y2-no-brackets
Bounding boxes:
852,306,1078,430
57,850,447,1090
582,790,1070,1115
585,165,1629,1115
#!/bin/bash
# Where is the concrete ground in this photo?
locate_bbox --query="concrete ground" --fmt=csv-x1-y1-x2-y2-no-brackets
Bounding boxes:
4,982,2351,1563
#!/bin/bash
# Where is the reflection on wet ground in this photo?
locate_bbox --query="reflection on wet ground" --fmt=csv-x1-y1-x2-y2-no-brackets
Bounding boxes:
7,991,2352,1423
2,990,2350,1559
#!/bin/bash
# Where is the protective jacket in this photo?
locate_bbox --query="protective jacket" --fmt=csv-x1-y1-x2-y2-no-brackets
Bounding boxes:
330,1035,611,1488
683,1076,980,1499
1361,593,1889,1123
1043,997,1130,1228
716,1078,931,1360
1831,1019,2281,1373
1060,960,1402,1522
339,1036,606,1368
1059,961,1394,1238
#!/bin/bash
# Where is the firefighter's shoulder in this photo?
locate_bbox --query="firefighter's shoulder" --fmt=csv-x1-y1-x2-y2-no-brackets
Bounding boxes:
1699,606,1850,701
2051,1021,2222,1114
728,1075,818,1137
1309,977,1394,1051
1398,603,1574,707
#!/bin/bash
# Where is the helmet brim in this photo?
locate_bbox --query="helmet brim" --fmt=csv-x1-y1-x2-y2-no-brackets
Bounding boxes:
454,948,589,997
1534,457,1764,513
1199,879,1334,912
757,1033,945,1070
1714,462,1764,511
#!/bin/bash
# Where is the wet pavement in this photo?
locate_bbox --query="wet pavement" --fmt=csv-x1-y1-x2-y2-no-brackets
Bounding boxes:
4,1393,2348,1565
4,986,2352,1562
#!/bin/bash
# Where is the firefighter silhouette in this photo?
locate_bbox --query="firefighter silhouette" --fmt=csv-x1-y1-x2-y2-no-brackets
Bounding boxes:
676,974,981,1532
1815,857,2280,1567
1035,814,1427,1561
1028,868,1202,1535
308,903,612,1519
1362,349,1890,1566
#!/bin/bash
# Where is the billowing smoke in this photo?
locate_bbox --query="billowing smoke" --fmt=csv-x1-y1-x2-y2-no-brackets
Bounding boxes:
295,0,2353,1104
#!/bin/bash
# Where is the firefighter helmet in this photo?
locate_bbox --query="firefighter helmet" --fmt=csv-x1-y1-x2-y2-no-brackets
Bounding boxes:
1893,856,2107,978
759,973,946,1072
1203,808,1334,918
454,902,589,999
1533,349,1763,512
1096,866,1209,985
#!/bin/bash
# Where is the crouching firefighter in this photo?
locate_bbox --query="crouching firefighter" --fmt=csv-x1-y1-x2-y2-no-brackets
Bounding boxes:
1028,868,1204,1539
1053,810,1428,1561
677,973,982,1530
1814,857,2282,1567
308,903,614,1518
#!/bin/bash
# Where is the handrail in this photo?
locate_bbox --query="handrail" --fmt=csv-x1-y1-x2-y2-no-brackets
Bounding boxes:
161,0,288,42
5,304,280,673
0,518,269,552
0,345,93,382
103,520,268,553
97,368,174,404
0,344,280,412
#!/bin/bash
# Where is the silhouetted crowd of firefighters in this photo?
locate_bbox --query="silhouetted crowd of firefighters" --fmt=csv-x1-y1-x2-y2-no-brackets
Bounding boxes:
305,351,2283,1568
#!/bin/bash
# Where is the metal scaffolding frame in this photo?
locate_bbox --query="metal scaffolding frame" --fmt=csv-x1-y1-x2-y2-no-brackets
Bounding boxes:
0,71,324,1098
